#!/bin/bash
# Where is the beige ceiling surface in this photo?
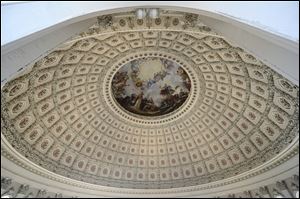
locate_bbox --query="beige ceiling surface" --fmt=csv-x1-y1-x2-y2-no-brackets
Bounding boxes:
1,11,299,189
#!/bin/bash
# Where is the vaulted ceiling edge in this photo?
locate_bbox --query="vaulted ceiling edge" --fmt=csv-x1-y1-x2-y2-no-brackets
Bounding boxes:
1,11,299,190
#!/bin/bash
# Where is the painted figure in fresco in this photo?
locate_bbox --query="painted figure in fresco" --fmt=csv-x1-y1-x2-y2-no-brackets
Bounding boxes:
146,79,156,88
112,71,129,96
112,57,190,116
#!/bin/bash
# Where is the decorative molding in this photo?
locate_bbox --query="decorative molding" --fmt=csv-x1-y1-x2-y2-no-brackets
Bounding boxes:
1,176,73,198
1,10,299,195
1,133,298,196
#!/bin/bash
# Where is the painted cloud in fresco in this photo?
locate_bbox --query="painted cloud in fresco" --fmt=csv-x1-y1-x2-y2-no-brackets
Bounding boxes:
112,57,191,116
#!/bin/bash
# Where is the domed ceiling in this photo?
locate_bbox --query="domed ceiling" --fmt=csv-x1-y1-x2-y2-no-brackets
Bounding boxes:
1,11,299,189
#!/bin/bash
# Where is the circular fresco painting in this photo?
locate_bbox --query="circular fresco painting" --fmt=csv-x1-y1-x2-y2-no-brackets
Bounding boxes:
111,57,191,116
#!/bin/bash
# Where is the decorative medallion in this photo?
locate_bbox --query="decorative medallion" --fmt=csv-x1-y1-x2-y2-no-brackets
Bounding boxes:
111,58,191,116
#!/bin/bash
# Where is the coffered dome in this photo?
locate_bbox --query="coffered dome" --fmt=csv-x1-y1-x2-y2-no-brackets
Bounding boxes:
1,9,299,195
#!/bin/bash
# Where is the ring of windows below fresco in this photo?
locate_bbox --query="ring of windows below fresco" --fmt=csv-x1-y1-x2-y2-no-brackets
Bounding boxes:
111,57,191,117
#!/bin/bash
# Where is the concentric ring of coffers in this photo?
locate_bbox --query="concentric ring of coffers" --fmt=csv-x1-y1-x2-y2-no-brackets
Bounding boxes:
1,28,298,189
104,50,199,125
